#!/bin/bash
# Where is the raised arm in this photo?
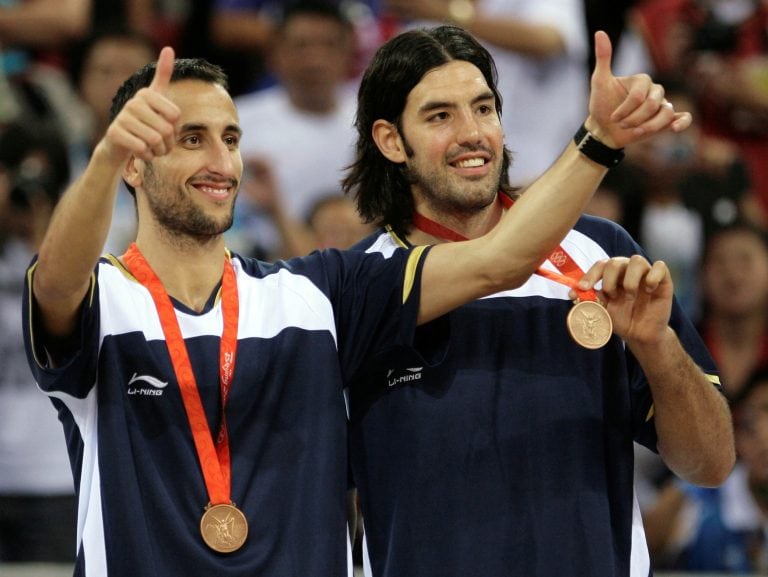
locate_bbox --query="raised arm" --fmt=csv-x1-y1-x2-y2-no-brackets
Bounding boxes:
0,0,90,47
32,47,179,338
417,31,691,324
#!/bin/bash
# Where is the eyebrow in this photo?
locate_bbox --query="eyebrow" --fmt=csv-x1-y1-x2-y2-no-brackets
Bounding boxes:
180,122,243,137
418,90,496,115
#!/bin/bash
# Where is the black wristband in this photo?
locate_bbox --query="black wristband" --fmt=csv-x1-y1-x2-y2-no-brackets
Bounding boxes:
573,124,624,168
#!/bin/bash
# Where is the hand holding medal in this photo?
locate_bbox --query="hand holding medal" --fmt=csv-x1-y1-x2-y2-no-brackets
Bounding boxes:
570,255,675,349
535,247,613,349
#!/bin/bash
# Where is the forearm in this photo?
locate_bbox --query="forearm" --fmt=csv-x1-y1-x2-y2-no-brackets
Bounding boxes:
463,20,565,58
0,0,90,47
34,142,124,335
632,328,735,487
419,138,607,323
484,138,606,280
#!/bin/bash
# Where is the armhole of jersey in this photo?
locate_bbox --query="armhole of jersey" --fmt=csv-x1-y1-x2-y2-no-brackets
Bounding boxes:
25,263,96,368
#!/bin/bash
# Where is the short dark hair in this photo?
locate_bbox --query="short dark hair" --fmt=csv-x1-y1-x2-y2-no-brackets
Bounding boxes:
276,0,353,34
702,219,768,265
109,56,230,195
109,57,229,123
342,25,514,236
69,25,158,89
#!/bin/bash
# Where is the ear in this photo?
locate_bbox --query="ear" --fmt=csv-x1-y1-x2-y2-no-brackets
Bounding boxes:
123,156,143,190
372,119,407,164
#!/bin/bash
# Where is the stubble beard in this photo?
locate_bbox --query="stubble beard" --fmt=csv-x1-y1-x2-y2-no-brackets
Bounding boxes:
404,146,502,217
143,162,236,244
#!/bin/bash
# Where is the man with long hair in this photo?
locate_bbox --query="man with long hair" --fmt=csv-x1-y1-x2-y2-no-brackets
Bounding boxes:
344,25,734,577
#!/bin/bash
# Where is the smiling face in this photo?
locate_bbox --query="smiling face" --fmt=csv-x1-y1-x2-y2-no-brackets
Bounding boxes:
131,79,243,242
273,11,352,113
703,227,768,318
387,60,505,217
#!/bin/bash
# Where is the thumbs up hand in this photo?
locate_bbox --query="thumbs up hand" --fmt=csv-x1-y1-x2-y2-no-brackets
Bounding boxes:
586,31,692,149
101,46,181,164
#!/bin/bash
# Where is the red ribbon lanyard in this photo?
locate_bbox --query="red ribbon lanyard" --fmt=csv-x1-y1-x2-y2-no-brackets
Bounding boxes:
123,243,239,505
412,193,599,302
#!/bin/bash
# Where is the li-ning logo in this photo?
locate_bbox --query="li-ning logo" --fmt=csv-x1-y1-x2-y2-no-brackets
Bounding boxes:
127,373,168,396
387,367,423,387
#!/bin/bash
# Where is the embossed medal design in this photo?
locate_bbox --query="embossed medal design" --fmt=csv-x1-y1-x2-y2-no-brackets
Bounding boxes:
200,503,249,553
566,300,613,349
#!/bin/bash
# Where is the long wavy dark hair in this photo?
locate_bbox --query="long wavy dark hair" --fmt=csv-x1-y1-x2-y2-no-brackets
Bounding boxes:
342,25,514,237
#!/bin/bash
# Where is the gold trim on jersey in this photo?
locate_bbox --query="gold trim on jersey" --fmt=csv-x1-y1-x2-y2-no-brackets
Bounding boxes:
403,245,428,305
644,372,721,422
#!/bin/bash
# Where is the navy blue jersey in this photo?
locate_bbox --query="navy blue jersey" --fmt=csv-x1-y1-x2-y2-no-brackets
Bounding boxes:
22,246,428,577
349,216,720,577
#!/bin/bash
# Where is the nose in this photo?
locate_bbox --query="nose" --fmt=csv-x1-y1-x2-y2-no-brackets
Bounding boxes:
208,139,239,178
456,109,482,145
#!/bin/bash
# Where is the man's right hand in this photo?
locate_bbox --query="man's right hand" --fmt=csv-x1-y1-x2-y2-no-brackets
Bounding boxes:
587,30,692,149
100,46,181,165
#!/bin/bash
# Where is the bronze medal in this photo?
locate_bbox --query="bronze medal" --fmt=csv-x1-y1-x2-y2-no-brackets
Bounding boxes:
200,503,248,553
567,300,613,349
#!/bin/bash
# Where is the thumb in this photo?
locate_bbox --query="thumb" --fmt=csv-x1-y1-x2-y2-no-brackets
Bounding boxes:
149,46,175,93
592,30,614,82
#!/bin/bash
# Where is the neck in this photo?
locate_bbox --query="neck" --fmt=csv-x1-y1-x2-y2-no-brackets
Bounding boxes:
407,194,506,245
127,229,228,312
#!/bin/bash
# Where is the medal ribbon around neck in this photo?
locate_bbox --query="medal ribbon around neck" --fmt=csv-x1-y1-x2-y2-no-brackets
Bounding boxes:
123,242,239,506
412,193,600,302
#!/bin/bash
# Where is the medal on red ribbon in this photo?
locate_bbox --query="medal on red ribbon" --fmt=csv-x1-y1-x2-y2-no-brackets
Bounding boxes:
123,243,248,553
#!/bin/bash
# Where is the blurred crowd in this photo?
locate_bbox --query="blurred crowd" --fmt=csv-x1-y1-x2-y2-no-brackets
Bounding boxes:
1,0,768,572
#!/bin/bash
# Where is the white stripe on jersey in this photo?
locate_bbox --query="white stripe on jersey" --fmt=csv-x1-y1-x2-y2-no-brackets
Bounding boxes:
366,228,612,302
98,257,339,346
47,387,107,576
630,489,651,576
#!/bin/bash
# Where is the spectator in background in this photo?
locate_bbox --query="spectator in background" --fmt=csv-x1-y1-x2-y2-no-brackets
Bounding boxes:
68,28,158,160
642,364,768,572
232,0,359,258
240,156,374,257
621,78,752,319
583,162,646,239
0,117,75,562
0,1,92,143
633,0,768,226
698,221,768,399
209,0,384,95
308,194,375,249
637,220,768,570
67,27,156,254
89,0,184,50
0,0,90,50
382,0,589,187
